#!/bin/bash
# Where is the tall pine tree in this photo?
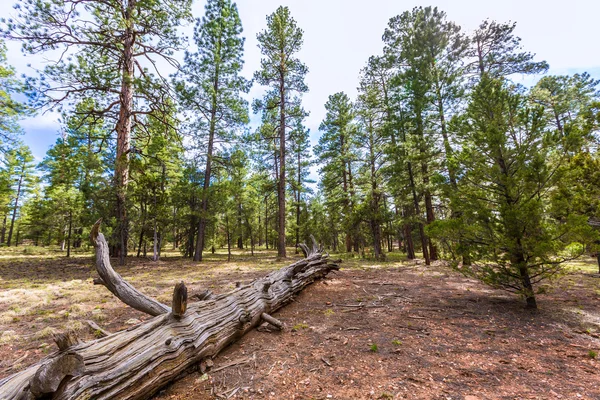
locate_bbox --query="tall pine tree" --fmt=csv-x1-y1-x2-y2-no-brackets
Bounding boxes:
175,0,249,261
254,6,308,258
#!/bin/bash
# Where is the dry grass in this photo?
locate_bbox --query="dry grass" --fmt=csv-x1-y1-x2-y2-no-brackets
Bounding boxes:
0,244,599,381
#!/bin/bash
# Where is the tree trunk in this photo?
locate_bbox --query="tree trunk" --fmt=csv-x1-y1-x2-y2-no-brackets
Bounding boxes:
114,0,136,266
226,214,231,262
407,162,430,265
66,210,72,258
264,196,269,250
434,82,470,265
258,215,263,247
277,74,287,259
295,149,301,254
370,218,383,260
1,213,6,244
249,223,255,256
7,171,23,247
195,19,223,262
137,228,145,258
515,253,537,309
0,224,338,400
404,222,415,259
153,187,159,262
137,198,146,258
60,228,66,251
424,189,437,261
237,204,244,250
194,112,215,262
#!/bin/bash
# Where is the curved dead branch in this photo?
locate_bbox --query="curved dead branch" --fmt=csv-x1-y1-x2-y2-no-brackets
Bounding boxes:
90,219,170,316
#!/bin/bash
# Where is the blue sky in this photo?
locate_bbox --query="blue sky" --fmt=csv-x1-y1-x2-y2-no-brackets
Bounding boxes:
5,0,600,163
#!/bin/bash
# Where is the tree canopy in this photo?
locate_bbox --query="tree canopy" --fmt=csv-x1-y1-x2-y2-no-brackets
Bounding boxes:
1,3,598,308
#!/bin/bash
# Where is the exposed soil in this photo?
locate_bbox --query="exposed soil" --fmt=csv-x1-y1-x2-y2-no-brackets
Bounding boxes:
151,262,600,400
1,251,600,399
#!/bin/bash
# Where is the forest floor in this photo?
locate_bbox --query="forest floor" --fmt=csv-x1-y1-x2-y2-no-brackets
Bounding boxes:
0,246,600,399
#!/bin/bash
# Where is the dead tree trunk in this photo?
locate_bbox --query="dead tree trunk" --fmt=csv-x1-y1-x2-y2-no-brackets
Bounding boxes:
0,221,338,400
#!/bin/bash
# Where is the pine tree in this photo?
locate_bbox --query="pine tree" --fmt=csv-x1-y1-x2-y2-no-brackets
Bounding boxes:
175,0,249,261
315,92,357,253
530,73,599,142
469,20,548,79
3,0,193,263
4,144,35,246
288,120,313,253
129,103,183,261
452,75,592,308
254,6,308,258
0,40,29,152
384,7,445,264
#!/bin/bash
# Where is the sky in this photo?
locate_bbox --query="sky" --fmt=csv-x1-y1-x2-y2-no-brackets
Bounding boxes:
4,0,600,163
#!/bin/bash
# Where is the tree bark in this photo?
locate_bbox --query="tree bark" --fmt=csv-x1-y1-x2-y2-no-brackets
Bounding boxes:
66,210,72,258
226,214,231,262
114,0,136,266
0,225,338,400
407,161,430,265
7,168,23,247
0,213,6,244
237,203,244,250
153,187,159,262
295,148,302,254
264,195,269,250
277,70,287,259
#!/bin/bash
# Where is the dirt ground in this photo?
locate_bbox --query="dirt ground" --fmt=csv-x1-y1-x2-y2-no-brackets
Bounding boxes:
1,248,600,399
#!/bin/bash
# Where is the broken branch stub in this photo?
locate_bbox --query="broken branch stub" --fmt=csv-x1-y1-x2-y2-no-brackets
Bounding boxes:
171,282,187,318
53,331,80,352
261,313,284,330
0,224,340,400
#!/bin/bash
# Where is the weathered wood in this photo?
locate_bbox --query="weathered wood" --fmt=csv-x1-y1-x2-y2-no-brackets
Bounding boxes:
53,331,80,351
91,219,170,316
261,313,283,330
191,289,213,301
0,226,339,400
28,353,84,398
85,320,111,338
171,282,187,318
93,277,105,286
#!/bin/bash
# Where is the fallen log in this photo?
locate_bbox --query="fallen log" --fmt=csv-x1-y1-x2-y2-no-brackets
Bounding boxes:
0,221,338,400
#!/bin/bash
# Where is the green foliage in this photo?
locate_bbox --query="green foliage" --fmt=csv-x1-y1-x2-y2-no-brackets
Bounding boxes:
369,343,379,352
253,6,308,257
0,3,598,314
315,92,359,251
175,0,249,146
292,323,309,331
0,40,29,151
254,6,308,95
3,0,193,118
588,350,597,359
445,76,596,306
1,144,36,246
469,19,549,78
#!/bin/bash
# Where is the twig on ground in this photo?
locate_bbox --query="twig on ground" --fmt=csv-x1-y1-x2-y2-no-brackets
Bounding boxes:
211,358,251,374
